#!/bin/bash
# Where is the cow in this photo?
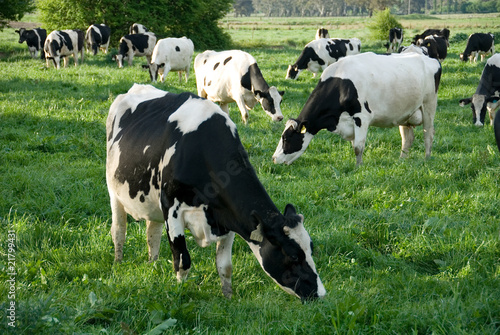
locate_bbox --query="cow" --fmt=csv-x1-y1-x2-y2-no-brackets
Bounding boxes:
15,27,47,59
130,23,148,34
106,83,326,301
460,33,495,63
386,27,403,53
416,35,448,62
273,48,442,166
315,27,330,40
286,38,361,80
149,37,194,83
113,32,156,68
459,53,500,126
494,108,500,152
44,29,84,69
412,28,450,46
85,24,111,55
194,50,284,123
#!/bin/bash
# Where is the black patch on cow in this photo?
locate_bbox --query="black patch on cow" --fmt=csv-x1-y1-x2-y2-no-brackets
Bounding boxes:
434,66,442,94
59,31,74,51
223,56,232,65
140,194,145,202
214,62,220,70
282,122,306,155
121,34,151,55
364,101,372,113
18,27,47,59
293,46,325,71
207,80,211,86
241,63,277,115
326,40,348,61
175,46,180,52
353,117,362,127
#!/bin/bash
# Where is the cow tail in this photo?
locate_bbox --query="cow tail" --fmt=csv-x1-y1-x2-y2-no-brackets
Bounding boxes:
494,111,500,153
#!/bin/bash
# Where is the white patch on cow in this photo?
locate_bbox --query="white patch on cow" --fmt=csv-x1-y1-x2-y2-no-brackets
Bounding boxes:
263,86,284,122
169,97,237,137
334,112,356,141
472,94,487,126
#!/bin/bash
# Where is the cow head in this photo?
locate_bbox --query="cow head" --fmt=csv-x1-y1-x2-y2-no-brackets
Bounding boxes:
15,28,27,43
249,204,326,301
148,63,164,83
286,65,300,80
112,54,125,68
460,94,500,126
255,87,284,122
273,119,313,165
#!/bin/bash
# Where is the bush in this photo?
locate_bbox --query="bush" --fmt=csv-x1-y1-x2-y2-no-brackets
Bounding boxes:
367,8,403,42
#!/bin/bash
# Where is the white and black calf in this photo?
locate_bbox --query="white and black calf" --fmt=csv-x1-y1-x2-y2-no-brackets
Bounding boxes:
106,84,325,300
459,53,500,126
113,32,156,68
416,35,448,62
194,50,284,123
286,38,361,80
460,33,495,63
386,27,403,53
44,29,84,69
130,23,148,34
315,27,330,39
15,27,47,59
85,24,111,55
273,49,442,166
149,37,194,83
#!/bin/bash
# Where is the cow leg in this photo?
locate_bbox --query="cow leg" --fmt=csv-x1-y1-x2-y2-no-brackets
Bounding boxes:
146,220,163,262
219,103,229,114
235,98,249,124
184,67,189,82
164,198,191,282
399,125,415,158
109,195,128,262
216,232,235,299
352,118,369,166
422,105,436,159
488,108,496,126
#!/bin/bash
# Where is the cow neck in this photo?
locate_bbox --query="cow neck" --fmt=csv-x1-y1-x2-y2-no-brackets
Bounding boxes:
242,63,269,96
477,64,500,95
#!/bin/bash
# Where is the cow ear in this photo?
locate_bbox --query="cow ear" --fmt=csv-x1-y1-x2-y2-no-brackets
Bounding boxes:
284,203,297,216
459,98,472,107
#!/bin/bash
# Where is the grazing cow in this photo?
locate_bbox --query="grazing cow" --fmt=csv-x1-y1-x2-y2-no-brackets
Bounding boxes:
386,27,403,53
149,37,194,83
416,35,448,62
459,53,500,126
85,24,111,55
315,27,330,40
273,48,442,166
286,38,361,80
494,109,500,152
130,23,148,34
15,27,47,59
194,50,284,123
44,29,84,69
113,33,156,68
412,28,450,46
106,84,326,300
460,33,495,63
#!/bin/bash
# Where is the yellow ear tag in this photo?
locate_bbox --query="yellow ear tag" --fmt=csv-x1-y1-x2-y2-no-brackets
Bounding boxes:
300,125,307,134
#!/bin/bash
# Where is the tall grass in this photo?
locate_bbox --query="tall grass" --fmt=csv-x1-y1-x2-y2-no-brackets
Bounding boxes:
1,14,499,334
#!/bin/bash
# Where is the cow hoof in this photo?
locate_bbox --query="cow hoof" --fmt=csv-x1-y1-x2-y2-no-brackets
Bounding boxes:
222,285,233,299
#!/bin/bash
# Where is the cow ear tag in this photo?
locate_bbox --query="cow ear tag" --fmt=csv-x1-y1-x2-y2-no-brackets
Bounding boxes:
300,125,307,134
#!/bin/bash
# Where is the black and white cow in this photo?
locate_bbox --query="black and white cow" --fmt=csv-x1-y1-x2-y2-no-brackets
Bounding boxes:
106,84,326,300
459,53,500,126
129,23,148,34
85,24,111,55
412,28,450,46
113,32,156,68
273,48,442,166
315,27,330,40
44,29,84,69
286,38,361,80
460,33,495,63
416,35,448,62
149,37,194,83
194,50,284,123
15,27,47,59
386,27,403,53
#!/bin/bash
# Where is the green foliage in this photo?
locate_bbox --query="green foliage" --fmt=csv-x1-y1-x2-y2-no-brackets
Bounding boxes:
37,0,232,50
367,8,402,41
0,0,35,28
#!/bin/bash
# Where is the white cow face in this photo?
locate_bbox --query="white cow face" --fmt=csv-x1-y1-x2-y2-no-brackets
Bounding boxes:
460,94,493,126
273,119,314,165
112,54,125,68
257,87,284,122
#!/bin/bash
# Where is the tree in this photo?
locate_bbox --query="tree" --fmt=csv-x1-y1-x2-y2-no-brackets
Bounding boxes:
37,0,232,50
0,0,36,29
234,0,255,16
366,8,402,41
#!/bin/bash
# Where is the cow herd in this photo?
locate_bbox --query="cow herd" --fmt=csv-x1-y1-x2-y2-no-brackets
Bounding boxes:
14,23,500,301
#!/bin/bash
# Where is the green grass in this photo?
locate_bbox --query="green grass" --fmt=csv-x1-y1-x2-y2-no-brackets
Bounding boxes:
1,14,499,334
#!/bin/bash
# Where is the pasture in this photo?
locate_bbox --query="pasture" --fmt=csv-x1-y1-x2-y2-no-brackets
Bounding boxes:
1,13,499,334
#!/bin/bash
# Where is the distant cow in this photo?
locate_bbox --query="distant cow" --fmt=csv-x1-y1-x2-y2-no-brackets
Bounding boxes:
44,29,84,69
194,50,284,123
416,35,448,62
273,48,442,166
286,38,361,80
129,23,148,34
460,33,495,63
413,28,450,46
85,24,111,55
386,27,403,53
459,53,500,126
15,27,47,59
106,83,326,300
149,37,194,83
315,27,330,39
113,32,156,68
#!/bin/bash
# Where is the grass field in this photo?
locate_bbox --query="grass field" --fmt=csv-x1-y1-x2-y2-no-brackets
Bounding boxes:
1,14,499,334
